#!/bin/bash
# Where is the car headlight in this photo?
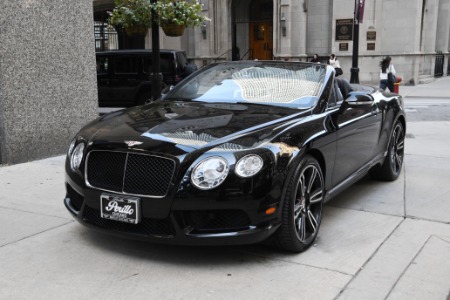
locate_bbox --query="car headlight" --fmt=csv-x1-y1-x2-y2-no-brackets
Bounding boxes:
68,137,77,155
191,156,229,190
70,143,85,171
235,154,263,177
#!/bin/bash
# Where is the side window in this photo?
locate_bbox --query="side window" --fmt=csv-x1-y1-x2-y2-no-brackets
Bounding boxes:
96,56,109,74
160,57,172,73
143,54,173,74
115,56,138,74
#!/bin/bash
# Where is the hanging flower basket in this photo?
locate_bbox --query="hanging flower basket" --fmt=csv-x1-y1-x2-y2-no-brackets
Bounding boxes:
125,26,148,36
108,0,210,38
161,23,186,37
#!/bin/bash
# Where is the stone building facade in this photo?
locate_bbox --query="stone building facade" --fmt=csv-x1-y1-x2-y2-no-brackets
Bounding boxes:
0,0,98,165
94,0,450,84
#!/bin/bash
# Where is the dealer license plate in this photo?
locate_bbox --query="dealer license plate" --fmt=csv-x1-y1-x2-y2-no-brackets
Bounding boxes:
100,194,140,224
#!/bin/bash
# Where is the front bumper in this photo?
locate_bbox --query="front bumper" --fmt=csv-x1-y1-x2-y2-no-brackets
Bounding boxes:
64,185,281,246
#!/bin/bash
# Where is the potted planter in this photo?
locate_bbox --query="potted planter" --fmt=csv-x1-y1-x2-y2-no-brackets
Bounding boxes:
161,23,186,37
125,26,148,36
154,0,208,37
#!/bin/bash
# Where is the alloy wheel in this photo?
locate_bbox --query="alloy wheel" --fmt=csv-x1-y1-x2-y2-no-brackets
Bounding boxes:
390,123,405,175
293,164,324,243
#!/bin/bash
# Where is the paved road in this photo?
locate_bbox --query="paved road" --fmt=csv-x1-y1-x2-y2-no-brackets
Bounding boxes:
404,97,450,122
1,77,450,299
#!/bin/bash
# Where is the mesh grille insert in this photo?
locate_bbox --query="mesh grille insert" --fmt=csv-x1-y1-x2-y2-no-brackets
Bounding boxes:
186,210,251,232
83,206,175,237
86,151,176,197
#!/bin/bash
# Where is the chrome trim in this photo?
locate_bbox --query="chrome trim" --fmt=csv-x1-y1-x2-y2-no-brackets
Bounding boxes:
339,112,376,127
85,150,176,198
350,101,374,106
185,224,276,238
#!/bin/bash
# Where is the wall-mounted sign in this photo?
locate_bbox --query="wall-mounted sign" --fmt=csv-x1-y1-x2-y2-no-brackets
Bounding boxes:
367,31,376,41
339,43,349,51
367,43,375,51
336,19,354,41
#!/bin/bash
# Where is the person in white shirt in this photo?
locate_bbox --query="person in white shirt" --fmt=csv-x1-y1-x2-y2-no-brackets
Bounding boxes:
379,56,396,92
329,54,342,76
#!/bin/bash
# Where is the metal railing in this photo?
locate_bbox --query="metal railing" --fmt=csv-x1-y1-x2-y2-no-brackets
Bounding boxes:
95,22,119,51
435,51,444,77
240,49,253,60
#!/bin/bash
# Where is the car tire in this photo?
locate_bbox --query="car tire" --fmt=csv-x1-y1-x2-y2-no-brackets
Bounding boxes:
274,155,324,253
370,121,405,181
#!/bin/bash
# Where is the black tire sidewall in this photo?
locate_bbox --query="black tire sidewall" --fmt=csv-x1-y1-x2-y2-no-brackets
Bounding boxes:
275,155,324,252
381,121,405,181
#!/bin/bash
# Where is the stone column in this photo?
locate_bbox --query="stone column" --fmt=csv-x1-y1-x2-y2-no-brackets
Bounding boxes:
437,0,450,76
276,0,307,60
0,0,98,165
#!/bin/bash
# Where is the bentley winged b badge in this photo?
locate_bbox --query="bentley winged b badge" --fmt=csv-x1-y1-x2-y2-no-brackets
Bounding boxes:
124,140,143,147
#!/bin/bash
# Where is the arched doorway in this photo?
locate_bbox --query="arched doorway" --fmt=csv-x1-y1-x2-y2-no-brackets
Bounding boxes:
232,0,273,61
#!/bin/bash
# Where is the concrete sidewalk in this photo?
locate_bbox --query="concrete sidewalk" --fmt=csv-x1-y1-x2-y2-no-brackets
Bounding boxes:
399,76,450,99
1,78,449,299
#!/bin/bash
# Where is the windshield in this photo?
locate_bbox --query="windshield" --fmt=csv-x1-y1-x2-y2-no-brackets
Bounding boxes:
165,61,326,109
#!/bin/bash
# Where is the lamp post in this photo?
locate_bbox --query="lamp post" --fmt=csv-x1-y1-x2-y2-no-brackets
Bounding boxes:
150,0,162,100
350,17,359,83
350,0,365,84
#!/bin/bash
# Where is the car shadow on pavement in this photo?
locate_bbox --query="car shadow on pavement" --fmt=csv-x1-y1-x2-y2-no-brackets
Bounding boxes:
81,227,278,266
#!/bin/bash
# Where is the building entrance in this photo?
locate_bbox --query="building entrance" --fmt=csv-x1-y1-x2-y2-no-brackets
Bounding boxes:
232,0,273,61
250,22,273,60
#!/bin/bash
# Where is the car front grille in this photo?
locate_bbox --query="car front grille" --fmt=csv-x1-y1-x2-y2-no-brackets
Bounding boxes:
83,206,176,237
86,151,176,197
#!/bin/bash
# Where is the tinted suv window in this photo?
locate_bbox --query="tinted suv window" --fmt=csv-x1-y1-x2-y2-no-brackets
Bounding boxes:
96,50,188,108
142,53,176,74
96,56,109,74
115,56,138,74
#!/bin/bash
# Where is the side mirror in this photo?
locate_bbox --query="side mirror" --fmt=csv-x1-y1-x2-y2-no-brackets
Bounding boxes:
339,93,374,113
350,94,374,105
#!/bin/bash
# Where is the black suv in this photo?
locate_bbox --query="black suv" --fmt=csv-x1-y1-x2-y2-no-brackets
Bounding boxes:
96,49,188,107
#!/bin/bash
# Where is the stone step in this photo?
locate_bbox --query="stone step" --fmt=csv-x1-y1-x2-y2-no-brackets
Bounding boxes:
418,75,435,85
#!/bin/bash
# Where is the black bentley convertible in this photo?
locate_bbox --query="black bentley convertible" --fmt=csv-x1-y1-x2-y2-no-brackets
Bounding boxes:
64,61,406,252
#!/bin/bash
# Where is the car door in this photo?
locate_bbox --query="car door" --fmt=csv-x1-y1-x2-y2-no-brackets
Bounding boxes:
331,94,382,186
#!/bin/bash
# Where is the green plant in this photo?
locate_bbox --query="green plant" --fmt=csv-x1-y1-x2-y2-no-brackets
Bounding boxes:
153,0,208,27
108,0,153,29
108,0,209,29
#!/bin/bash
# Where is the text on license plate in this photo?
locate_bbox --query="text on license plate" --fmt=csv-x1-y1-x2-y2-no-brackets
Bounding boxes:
100,194,140,224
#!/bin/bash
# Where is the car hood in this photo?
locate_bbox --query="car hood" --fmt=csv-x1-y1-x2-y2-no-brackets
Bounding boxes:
86,101,311,155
